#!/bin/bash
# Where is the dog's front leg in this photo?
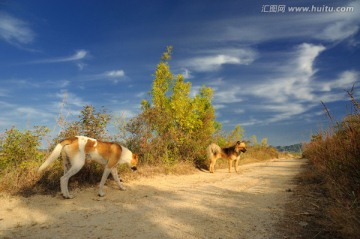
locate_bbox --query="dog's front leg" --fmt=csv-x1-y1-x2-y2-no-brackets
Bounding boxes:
98,167,112,197
228,159,233,173
111,168,126,191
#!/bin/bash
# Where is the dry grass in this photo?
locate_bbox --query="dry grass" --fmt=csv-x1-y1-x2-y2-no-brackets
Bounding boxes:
0,145,278,197
0,159,199,197
302,90,360,238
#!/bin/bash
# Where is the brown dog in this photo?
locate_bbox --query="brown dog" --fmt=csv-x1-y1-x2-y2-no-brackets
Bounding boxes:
38,136,138,199
207,141,247,173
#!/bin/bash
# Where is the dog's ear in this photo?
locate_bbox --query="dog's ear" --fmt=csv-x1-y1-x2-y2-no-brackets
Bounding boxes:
132,154,139,165
236,141,241,145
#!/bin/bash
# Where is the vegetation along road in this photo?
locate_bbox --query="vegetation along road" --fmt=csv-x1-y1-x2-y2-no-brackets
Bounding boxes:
1,158,307,239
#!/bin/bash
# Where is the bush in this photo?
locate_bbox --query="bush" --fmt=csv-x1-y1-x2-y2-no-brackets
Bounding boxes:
0,126,48,171
0,126,49,194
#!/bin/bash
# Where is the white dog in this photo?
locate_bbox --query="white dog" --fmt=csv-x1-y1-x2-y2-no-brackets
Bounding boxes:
38,136,138,199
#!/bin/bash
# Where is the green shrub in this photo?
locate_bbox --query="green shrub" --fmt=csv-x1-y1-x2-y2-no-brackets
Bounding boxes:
0,126,48,171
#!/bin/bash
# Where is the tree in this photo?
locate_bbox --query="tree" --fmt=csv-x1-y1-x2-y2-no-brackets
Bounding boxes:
54,105,111,144
227,125,244,143
80,105,111,139
128,46,217,164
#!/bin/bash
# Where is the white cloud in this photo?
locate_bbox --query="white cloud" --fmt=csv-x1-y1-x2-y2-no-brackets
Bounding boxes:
55,90,88,108
182,69,193,79
237,43,358,124
16,107,53,118
250,43,325,103
295,43,326,75
213,86,243,104
182,48,256,72
77,63,87,71
105,70,125,78
31,49,89,64
319,70,358,92
212,1,360,44
103,70,126,84
0,12,35,46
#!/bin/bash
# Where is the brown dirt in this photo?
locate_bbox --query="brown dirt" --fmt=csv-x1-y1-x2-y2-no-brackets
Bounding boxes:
0,158,339,239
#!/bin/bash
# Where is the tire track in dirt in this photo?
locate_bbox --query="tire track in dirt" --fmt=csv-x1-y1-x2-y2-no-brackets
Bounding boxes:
0,158,306,239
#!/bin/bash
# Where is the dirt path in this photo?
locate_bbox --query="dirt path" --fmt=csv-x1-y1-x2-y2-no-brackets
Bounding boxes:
0,158,306,239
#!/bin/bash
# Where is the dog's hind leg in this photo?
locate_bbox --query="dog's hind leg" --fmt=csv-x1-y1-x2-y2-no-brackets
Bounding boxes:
60,153,85,199
111,167,126,191
209,158,217,173
98,167,112,197
61,148,71,175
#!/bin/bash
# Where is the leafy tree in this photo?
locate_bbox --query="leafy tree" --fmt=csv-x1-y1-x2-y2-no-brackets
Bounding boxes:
227,124,244,143
80,105,111,139
54,105,111,144
129,46,217,164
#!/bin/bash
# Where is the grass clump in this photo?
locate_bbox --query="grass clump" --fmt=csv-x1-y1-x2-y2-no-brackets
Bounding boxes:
302,87,360,238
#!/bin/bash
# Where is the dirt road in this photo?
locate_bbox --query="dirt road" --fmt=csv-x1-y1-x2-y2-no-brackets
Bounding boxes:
0,158,306,239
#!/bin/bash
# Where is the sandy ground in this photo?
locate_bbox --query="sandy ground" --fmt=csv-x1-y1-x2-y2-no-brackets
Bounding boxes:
0,158,306,239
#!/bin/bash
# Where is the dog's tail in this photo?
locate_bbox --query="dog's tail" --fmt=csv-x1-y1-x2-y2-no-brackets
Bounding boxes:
38,143,64,172
206,143,221,161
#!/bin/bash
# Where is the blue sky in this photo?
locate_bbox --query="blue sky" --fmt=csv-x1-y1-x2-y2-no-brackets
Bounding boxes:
0,0,359,146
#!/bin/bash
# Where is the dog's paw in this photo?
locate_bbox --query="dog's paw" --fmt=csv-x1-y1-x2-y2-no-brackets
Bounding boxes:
63,194,75,199
98,191,105,197
119,186,127,191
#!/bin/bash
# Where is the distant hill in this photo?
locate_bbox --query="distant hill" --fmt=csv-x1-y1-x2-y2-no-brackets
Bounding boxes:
275,143,302,153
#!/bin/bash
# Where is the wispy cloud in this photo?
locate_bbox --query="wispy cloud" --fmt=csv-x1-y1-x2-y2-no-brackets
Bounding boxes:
55,90,88,108
213,85,243,104
240,43,358,124
104,70,126,84
207,1,360,44
250,43,326,103
0,12,35,46
105,70,125,78
181,48,257,72
16,107,54,119
31,49,89,64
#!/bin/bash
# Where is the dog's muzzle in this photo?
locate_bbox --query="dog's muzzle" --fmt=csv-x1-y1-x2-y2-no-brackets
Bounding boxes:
131,166,137,171
241,148,247,153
